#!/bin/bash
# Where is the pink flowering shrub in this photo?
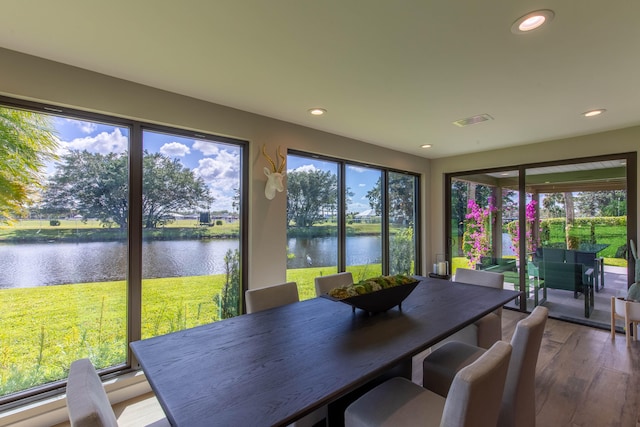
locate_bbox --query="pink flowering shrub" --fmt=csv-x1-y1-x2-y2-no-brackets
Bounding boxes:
505,200,538,259
462,198,496,268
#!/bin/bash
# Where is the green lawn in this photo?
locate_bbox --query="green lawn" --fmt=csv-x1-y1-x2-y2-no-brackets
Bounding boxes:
0,264,389,397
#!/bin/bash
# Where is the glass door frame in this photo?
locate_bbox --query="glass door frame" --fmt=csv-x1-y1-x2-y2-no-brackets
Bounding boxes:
445,152,637,312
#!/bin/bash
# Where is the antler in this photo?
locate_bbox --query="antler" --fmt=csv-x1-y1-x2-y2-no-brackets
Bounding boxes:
277,146,286,173
262,144,277,172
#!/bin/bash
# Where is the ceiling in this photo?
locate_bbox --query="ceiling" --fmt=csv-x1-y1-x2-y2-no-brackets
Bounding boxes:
1,1,639,159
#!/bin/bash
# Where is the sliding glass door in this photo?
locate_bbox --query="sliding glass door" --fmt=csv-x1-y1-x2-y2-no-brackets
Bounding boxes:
446,154,636,327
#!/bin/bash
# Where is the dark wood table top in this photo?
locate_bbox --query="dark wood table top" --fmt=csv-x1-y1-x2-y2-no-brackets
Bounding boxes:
130,276,520,427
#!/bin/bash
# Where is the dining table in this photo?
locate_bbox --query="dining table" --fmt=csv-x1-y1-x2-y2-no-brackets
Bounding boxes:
130,276,521,427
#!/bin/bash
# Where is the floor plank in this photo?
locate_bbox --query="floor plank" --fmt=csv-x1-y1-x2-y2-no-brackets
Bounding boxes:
502,309,640,427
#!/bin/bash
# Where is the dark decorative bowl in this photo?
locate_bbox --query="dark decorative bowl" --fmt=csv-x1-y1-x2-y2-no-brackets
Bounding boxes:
322,280,420,314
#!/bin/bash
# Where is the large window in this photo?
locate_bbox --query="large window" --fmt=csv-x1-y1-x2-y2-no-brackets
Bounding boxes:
285,154,339,300
286,151,420,299
0,99,247,403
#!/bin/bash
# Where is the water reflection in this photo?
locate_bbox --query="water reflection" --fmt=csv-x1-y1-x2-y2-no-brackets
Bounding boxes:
0,236,382,288
0,240,238,288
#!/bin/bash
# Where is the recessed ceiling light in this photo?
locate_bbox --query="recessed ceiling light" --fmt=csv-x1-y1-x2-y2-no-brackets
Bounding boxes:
309,108,326,116
583,109,606,117
511,9,554,34
421,144,432,149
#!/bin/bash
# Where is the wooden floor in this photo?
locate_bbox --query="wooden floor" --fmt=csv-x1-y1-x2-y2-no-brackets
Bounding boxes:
502,308,640,427
54,309,640,427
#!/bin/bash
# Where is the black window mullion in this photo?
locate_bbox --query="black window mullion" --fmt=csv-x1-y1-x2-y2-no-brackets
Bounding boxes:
381,171,389,275
128,123,143,368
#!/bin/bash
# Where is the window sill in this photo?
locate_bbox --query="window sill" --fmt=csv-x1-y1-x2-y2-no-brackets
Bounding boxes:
0,370,152,427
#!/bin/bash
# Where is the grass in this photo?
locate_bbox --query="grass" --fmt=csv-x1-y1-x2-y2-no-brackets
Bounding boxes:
0,264,390,397
0,275,227,396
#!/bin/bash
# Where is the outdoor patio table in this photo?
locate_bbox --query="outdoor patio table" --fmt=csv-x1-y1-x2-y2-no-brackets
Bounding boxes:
130,276,520,427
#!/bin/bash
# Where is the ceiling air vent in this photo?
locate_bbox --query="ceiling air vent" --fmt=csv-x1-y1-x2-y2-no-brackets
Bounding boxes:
452,114,494,127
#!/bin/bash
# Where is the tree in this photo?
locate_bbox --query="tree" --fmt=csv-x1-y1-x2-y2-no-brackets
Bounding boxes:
142,152,212,228
217,249,240,319
366,174,415,223
43,151,129,227
390,226,414,275
287,169,337,227
43,150,212,228
541,193,565,218
564,192,575,249
0,107,58,222
575,190,627,216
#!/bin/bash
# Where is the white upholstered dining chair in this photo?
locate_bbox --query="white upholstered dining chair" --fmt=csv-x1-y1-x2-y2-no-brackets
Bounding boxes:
422,306,548,427
611,296,640,347
245,281,299,314
345,341,512,427
66,358,170,427
314,272,353,296
451,267,505,349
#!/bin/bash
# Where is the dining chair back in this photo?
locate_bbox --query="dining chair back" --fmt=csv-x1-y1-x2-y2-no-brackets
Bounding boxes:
453,267,505,348
245,281,299,314
422,306,548,427
345,341,512,427
498,305,548,427
66,358,118,427
314,272,353,296
611,296,640,347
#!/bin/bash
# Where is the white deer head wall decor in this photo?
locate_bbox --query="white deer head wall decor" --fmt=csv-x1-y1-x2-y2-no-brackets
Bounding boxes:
262,145,286,200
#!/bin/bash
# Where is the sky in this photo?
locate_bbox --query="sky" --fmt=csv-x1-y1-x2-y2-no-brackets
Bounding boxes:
52,117,240,212
49,116,379,214
287,154,381,214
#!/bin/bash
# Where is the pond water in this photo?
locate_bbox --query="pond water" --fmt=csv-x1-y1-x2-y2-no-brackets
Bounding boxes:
286,235,381,269
0,235,382,288
0,240,238,288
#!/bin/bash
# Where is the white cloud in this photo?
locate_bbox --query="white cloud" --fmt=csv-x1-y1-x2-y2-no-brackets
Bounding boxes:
195,150,239,179
289,164,318,173
160,141,190,157
61,128,128,154
193,141,221,156
358,183,366,187
348,166,367,173
194,151,240,212
208,190,235,211
65,118,98,134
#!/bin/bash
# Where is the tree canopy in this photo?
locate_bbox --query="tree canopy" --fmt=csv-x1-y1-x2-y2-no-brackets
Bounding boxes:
287,169,337,227
366,173,416,224
0,107,58,222
43,150,212,228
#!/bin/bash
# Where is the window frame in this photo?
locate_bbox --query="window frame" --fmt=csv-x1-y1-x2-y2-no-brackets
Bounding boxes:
287,149,421,277
0,95,249,407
